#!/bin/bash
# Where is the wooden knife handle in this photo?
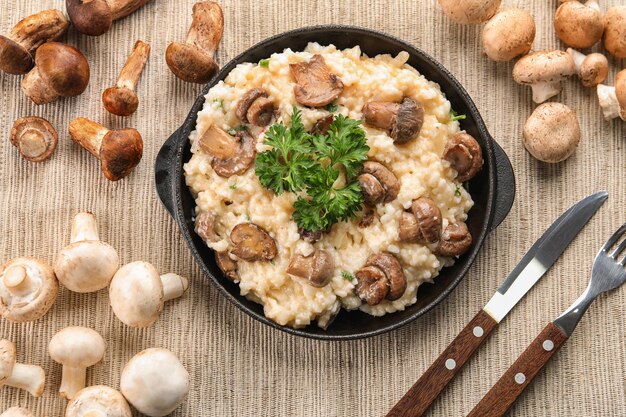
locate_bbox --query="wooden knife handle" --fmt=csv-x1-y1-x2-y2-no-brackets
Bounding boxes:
467,322,569,417
386,310,498,417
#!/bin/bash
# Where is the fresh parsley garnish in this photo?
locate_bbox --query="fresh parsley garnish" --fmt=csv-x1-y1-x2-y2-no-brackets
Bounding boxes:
245,213,251,221
454,185,461,197
341,271,355,282
450,108,466,122
325,103,339,112
229,183,238,190
213,98,225,109
259,58,270,68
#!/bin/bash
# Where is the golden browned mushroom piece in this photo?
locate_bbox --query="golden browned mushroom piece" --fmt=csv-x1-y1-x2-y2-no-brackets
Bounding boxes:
0,9,69,75
366,253,406,301
443,132,484,182
66,0,152,37
355,252,407,304
603,6,626,59
362,98,424,144
236,88,276,127
215,252,238,282
567,49,609,88
289,54,344,107
554,0,603,49
311,114,334,135
358,161,400,205
230,223,277,262
21,42,90,105
437,222,472,257
69,118,143,181
287,250,335,287
102,40,150,116
166,1,224,84
399,197,443,244
198,126,256,177
10,117,58,162
195,210,219,243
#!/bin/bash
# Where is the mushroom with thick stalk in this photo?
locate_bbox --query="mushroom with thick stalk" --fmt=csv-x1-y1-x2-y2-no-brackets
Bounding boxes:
482,8,535,62
120,348,190,417
197,125,256,178
523,102,581,163
21,42,90,105
398,197,442,244
102,40,150,116
597,70,626,121
54,212,120,293
555,0,603,49
437,0,501,24
69,118,143,181
0,257,58,322
65,386,132,417
166,1,224,84
603,6,626,58
1,407,34,417
437,222,473,257
290,54,344,107
512,50,576,103
10,117,58,162
66,0,152,37
443,132,484,182
230,223,277,262
48,326,106,400
0,9,69,75
0,339,45,397
236,89,275,127
357,161,400,205
567,49,608,88
355,252,407,305
287,250,335,287
109,261,189,328
362,98,424,144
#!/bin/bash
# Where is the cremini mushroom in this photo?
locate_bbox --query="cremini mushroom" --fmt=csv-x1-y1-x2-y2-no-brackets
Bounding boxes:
66,0,152,37
215,252,239,282
230,223,277,262
66,386,132,417
482,8,535,62
555,0,603,49
287,250,335,287
597,70,626,121
603,6,626,59
355,252,407,305
512,50,576,103
567,48,609,88
0,339,45,397
54,212,120,293
358,161,400,205
437,222,473,257
311,114,334,135
290,54,344,107
109,261,189,328
0,257,58,322
120,348,190,417
437,0,501,24
10,116,58,162
523,102,580,163
195,210,219,243
362,98,424,144
0,9,69,75
102,40,150,116
198,125,256,177
69,117,143,181
1,407,34,417
166,1,224,84
443,132,484,182
398,197,443,245
236,88,275,127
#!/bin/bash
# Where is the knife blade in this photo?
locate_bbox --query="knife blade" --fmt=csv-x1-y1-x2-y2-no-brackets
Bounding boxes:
385,191,608,417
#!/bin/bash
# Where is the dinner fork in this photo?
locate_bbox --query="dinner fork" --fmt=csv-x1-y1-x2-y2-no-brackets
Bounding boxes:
467,221,626,417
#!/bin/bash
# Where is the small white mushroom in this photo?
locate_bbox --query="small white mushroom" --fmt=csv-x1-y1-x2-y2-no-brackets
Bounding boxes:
120,348,190,416
1,407,34,417
65,385,132,417
555,0,604,49
0,339,45,397
603,6,626,58
109,262,189,328
567,48,609,88
512,50,576,103
48,326,106,400
482,8,535,62
523,102,580,163
54,212,119,293
437,0,501,24
597,70,626,121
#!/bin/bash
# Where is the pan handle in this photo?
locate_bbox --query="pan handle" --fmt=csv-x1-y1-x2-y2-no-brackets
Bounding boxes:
154,126,183,219
490,139,515,232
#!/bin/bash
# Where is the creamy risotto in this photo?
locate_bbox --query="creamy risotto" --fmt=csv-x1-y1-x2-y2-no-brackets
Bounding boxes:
184,43,482,329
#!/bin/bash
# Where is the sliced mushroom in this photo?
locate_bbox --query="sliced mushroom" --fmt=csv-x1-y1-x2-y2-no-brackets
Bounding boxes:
359,161,400,205
236,88,275,126
437,222,473,257
289,54,344,107
230,223,277,262
362,98,424,144
215,252,238,282
10,116,58,162
399,197,442,244
365,253,407,301
199,127,256,177
355,266,389,306
443,132,484,182
198,125,238,159
194,211,219,243
287,250,334,287
311,114,334,135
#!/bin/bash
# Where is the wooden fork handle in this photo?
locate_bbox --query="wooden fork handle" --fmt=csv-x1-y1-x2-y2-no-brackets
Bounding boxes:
467,322,569,417
386,310,498,417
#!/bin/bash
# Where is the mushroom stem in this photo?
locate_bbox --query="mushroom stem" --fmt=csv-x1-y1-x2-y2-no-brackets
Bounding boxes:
568,48,586,70
3,265,36,297
116,40,150,91
70,212,100,243
109,0,153,21
586,0,600,12
530,81,562,104
59,365,87,400
3,363,45,397
161,273,189,302
21,67,58,104
68,118,108,157
597,84,622,120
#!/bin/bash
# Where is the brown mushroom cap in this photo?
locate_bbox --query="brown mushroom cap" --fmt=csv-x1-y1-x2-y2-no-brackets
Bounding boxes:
355,266,389,306
616,70,626,120
523,102,580,163
443,132,484,182
365,252,407,301
363,98,424,144
195,210,219,243
66,0,113,36
555,0,603,49
10,117,58,162
215,252,238,282
286,250,335,287
411,197,443,245
437,0,502,24
211,130,257,178
0,36,33,76
437,222,473,257
102,87,138,116
398,211,420,242
247,97,275,127
482,8,535,62
290,54,344,107
568,49,609,88
603,6,626,59
360,161,400,204
236,89,268,122
311,114,334,135
230,223,277,262
512,50,576,103
358,173,386,206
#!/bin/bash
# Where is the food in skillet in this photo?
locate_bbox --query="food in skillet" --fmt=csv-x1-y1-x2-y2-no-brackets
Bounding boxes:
184,44,483,329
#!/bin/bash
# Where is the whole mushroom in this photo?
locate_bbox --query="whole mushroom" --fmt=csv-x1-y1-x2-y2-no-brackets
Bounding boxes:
0,339,45,397
66,0,152,37
10,117,58,163
357,161,400,205
65,386,132,417
567,48,609,88
355,252,407,305
523,102,581,163
554,0,604,49
398,197,443,245
437,0,501,24
287,249,335,287
597,70,626,121
512,50,576,103
437,222,473,257
362,98,424,144
443,132,484,182
197,126,256,178
482,8,535,62
603,6,626,58
1,408,34,417
290,54,344,107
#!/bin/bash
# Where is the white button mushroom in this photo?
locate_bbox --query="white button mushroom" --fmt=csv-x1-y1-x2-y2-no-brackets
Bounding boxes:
602,6,626,59
567,48,609,88
65,386,132,417
597,70,626,121
512,50,576,103
1,407,34,417
482,8,535,62
554,0,603,49
48,326,106,400
0,257,58,322
0,339,45,397
120,348,190,416
109,262,189,328
54,212,119,293
437,0,501,24
523,103,581,163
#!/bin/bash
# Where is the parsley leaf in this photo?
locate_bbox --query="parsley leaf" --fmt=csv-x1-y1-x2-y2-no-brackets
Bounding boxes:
325,103,338,112
450,108,466,122
454,185,461,197
229,183,238,190
213,98,224,109
259,58,270,68
341,271,355,282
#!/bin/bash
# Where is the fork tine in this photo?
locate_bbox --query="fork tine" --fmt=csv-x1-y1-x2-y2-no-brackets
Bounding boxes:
610,237,626,259
601,222,626,253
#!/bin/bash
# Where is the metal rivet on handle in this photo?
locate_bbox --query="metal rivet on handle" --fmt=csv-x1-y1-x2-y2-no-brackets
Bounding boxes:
543,340,554,351
473,326,484,337
445,358,456,370
514,373,526,385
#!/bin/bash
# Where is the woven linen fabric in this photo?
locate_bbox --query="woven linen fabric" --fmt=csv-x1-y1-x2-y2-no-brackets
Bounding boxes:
1,0,625,416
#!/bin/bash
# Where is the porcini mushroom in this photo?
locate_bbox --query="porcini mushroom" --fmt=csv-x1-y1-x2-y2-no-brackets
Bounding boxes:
109,261,189,328
1,407,34,417
236,89,276,127
398,197,443,244
21,42,90,105
166,1,224,84
69,117,143,181
555,0,604,49
120,348,190,417
0,9,69,75
48,326,105,400
358,161,400,205
567,48,609,88
66,386,131,417
102,40,150,116
603,6,626,59
362,98,424,144
597,70,626,121
10,116,58,162
0,339,45,397
512,50,576,103
355,252,407,305
54,212,120,293
0,257,58,322
482,8,535,62
437,0,501,24
230,223,277,262
287,250,335,287
443,132,484,182
437,222,473,257
290,54,344,107
66,0,152,37
197,126,256,177
523,102,581,163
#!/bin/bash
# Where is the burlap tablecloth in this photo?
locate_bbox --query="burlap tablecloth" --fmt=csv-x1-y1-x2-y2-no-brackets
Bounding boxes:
1,0,625,415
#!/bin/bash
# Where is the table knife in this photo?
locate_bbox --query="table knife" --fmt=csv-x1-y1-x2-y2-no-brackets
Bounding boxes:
385,191,608,417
